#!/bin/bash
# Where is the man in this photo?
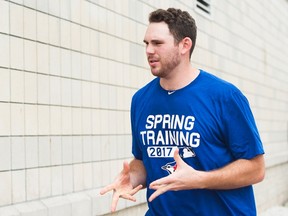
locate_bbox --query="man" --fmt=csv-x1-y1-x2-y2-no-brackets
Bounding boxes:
100,8,265,216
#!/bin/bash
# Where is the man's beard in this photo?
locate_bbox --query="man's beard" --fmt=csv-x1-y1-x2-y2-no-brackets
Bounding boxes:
151,52,181,78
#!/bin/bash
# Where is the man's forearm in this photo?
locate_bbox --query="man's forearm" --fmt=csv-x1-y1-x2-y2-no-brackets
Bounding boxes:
200,154,265,190
129,158,147,188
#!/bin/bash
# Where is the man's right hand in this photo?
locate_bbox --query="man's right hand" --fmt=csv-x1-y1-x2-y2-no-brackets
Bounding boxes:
99,161,143,212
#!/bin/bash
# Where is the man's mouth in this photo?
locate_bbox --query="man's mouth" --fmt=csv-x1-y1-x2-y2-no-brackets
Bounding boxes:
148,58,159,66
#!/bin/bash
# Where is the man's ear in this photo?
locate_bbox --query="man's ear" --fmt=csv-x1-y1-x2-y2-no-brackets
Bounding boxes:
180,37,192,56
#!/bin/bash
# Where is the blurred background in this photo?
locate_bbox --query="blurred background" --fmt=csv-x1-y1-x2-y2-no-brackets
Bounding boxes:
0,0,287,215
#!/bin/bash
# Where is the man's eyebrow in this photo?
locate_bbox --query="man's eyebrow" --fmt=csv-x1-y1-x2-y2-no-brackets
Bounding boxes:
143,39,163,44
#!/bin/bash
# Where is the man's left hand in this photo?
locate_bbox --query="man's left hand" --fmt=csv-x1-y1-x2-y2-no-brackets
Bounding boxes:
148,148,203,202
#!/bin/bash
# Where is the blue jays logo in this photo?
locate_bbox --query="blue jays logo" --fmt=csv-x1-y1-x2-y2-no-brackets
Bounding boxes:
161,161,177,174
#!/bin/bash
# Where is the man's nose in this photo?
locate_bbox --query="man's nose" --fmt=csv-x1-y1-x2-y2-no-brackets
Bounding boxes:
146,44,155,55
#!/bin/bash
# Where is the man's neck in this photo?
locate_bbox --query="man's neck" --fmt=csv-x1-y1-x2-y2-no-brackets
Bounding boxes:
160,65,199,91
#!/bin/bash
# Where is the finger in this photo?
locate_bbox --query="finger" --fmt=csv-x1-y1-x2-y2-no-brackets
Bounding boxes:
110,184,143,211
101,161,130,196
122,161,130,174
149,183,166,190
148,185,169,202
111,192,120,212
99,183,115,195
120,193,136,202
150,176,171,188
174,148,183,165
128,184,143,196
120,184,143,200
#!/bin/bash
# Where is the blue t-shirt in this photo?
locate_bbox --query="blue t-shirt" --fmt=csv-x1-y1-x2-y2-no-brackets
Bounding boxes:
131,70,264,216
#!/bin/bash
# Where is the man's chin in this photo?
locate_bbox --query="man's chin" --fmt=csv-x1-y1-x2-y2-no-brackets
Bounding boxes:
150,68,162,77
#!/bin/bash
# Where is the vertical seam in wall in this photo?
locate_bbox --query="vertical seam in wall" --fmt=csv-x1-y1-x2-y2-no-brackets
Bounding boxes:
8,0,13,207
47,0,52,200
69,0,75,195
21,0,28,205
35,0,40,203
58,0,65,200
60,0,64,198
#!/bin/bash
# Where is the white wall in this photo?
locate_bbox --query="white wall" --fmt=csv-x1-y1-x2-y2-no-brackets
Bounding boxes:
0,0,287,215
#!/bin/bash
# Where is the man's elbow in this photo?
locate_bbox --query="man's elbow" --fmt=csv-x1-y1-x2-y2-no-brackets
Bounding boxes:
256,166,265,183
254,155,265,184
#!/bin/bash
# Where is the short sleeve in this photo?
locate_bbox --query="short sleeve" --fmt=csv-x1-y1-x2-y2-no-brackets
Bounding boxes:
222,91,264,159
130,94,143,160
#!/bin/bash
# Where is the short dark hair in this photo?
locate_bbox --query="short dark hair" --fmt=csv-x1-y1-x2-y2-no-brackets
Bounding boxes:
149,8,197,58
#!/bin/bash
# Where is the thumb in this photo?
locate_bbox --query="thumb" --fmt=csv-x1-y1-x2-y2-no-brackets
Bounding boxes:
174,148,183,165
122,161,130,174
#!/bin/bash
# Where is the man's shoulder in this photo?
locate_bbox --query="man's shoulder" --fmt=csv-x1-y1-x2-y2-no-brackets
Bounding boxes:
200,70,233,86
199,70,241,94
